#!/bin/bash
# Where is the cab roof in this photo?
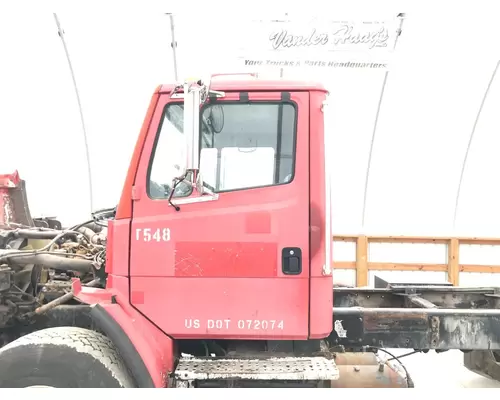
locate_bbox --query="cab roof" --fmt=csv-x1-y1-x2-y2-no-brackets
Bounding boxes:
158,77,328,94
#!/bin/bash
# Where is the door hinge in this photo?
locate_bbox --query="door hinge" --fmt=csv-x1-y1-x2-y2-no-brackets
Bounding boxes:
131,185,141,200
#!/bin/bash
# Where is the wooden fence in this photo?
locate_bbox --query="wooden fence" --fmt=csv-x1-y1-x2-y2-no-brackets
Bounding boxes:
332,235,500,287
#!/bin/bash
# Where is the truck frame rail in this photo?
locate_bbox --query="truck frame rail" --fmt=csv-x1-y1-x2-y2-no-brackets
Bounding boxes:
330,276,500,351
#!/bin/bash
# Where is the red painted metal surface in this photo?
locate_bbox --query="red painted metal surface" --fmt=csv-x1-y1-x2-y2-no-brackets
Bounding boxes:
117,79,327,221
308,89,332,338
0,171,21,226
0,171,20,188
116,87,161,220
129,90,312,339
159,78,327,95
82,79,330,384
105,218,131,276
75,275,174,388
93,217,174,387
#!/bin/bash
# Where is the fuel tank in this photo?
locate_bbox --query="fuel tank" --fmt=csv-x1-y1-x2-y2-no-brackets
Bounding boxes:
331,352,411,388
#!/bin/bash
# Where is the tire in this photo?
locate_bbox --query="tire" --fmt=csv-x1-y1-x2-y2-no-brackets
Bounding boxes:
464,350,500,382
0,327,135,388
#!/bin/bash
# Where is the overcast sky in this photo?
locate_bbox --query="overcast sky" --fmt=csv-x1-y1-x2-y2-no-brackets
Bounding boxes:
1,3,499,239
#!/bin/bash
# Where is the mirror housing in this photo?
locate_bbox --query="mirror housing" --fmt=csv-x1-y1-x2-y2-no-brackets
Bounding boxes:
171,77,224,197
183,82,201,171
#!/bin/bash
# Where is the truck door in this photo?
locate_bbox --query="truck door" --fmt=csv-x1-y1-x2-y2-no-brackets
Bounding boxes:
129,90,310,340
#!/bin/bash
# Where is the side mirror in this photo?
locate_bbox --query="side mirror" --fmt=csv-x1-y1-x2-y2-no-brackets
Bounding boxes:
183,83,201,171
176,137,188,177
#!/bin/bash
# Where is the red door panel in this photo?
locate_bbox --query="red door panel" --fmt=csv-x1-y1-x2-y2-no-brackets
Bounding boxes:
129,90,310,339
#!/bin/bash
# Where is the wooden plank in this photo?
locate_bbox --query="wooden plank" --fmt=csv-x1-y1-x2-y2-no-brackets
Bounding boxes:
332,261,356,269
332,235,357,242
456,238,500,245
448,238,459,285
356,236,368,286
333,261,500,274
366,236,449,244
331,235,500,278
332,235,500,245
368,262,447,272
333,261,447,271
460,264,500,273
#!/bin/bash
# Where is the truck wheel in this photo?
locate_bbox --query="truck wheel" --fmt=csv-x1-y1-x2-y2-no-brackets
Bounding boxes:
0,327,134,388
464,350,500,382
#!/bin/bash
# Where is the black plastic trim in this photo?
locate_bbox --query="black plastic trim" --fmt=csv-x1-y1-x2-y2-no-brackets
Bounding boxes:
239,92,249,102
90,304,155,388
282,247,302,275
281,92,291,101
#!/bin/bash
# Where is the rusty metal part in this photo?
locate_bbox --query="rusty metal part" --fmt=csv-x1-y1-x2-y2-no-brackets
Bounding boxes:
464,350,500,382
84,278,102,287
76,226,106,244
331,304,500,350
330,276,500,351
334,352,378,366
0,250,93,273
330,363,409,388
331,352,410,388
33,217,62,230
0,171,62,231
12,229,63,240
174,356,340,383
0,265,10,291
33,291,74,315
0,171,35,228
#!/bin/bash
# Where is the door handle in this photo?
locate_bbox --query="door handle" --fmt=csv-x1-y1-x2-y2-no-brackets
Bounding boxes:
282,247,302,275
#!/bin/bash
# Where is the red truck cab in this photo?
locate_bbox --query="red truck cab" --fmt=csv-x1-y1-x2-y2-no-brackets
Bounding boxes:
112,75,332,341
2,74,499,389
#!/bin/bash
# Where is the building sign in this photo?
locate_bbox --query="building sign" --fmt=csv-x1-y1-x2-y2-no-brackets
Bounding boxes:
237,15,404,71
